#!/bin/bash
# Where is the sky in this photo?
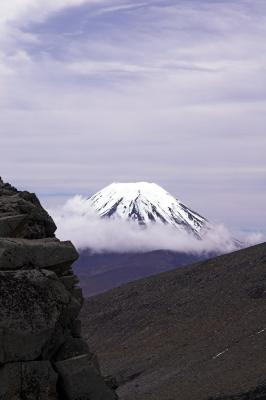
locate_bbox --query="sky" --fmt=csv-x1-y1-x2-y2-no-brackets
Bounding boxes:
0,0,265,233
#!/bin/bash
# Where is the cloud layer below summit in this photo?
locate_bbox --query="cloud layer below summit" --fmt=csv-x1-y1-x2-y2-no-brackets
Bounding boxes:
50,195,264,253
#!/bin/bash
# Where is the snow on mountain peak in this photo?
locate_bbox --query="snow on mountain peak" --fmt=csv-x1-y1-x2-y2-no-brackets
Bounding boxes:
87,182,208,236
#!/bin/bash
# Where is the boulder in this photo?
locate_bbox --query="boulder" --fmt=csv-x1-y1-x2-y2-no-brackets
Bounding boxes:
21,361,58,400
59,295,82,327
0,269,71,363
55,337,91,361
0,361,21,399
0,361,58,400
60,274,79,291
71,287,83,304
0,214,27,238
55,354,118,400
69,319,82,338
54,336,101,373
0,238,78,274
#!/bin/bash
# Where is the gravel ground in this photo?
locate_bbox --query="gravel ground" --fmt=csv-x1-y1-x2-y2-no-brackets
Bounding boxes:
81,242,266,400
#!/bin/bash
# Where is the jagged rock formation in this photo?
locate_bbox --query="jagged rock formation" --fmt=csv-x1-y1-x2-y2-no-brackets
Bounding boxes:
0,179,56,239
0,178,118,400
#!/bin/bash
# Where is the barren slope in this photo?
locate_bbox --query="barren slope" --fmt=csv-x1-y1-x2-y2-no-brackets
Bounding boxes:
81,242,266,400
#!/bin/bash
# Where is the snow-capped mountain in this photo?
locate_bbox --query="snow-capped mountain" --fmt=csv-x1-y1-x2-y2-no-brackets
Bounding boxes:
87,182,208,237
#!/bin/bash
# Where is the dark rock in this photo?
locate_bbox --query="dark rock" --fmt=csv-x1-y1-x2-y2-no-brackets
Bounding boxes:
55,337,92,362
105,376,119,391
247,285,266,299
69,319,82,338
0,214,27,237
71,287,83,304
54,336,101,374
59,296,82,327
41,321,67,361
0,269,69,363
0,238,78,273
21,361,58,400
0,178,56,239
0,178,118,400
55,354,118,400
0,361,58,400
0,361,21,399
60,275,79,291
0,177,18,195
207,382,266,399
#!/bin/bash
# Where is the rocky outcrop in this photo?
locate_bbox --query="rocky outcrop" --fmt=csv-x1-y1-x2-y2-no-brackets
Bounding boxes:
0,178,56,239
0,178,118,400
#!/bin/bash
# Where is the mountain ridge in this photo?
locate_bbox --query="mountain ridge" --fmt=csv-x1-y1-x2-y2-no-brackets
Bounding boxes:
87,182,208,236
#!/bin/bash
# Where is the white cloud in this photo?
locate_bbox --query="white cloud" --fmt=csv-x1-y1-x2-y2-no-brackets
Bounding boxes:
49,195,265,254
0,0,91,26
67,60,154,75
92,2,148,16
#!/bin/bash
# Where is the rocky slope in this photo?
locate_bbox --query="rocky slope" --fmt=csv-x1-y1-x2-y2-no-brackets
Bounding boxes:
81,242,266,400
0,178,118,400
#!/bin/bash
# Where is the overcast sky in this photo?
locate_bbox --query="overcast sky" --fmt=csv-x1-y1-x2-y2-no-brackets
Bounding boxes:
0,0,265,232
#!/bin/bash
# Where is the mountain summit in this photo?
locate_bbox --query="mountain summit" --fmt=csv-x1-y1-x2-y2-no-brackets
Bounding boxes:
87,182,207,236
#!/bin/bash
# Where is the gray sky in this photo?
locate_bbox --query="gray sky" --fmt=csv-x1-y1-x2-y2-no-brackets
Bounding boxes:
0,0,265,232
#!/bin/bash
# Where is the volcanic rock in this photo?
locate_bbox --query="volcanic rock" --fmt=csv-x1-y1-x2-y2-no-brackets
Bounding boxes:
0,177,56,239
0,178,118,400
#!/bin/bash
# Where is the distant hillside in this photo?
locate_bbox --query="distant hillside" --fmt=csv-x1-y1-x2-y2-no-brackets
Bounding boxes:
74,249,208,296
81,242,266,400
